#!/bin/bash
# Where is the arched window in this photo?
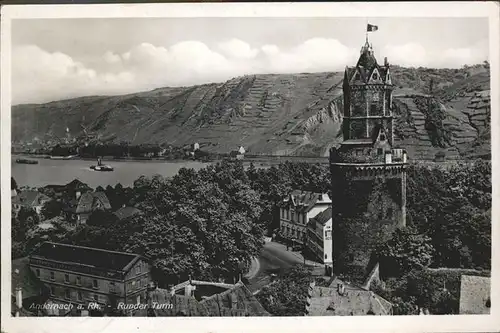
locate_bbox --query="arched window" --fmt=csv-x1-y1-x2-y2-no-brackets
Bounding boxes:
373,72,378,80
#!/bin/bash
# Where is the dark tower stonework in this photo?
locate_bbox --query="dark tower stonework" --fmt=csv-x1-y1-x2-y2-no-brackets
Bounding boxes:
330,40,408,283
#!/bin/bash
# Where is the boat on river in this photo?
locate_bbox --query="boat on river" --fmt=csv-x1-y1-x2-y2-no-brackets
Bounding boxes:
16,158,39,165
49,155,77,160
90,165,114,172
90,158,114,172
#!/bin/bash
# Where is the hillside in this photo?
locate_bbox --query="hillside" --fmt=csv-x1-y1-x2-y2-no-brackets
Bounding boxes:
12,65,490,160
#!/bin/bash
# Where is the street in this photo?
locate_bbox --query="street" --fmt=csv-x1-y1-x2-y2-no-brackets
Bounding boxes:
246,241,322,293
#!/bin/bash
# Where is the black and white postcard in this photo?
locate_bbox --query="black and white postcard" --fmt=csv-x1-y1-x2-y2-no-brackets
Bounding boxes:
1,2,499,333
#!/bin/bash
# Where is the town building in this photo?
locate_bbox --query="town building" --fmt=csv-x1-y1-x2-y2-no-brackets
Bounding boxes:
135,279,269,317
305,278,392,316
279,190,331,245
75,191,112,224
28,242,152,316
229,146,246,160
434,151,446,162
329,36,408,282
113,206,142,221
459,275,491,314
12,190,51,216
306,207,333,274
12,257,49,316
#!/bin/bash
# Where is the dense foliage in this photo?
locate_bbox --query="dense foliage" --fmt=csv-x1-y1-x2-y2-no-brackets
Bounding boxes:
406,161,491,269
68,161,265,286
375,160,491,314
11,158,491,314
256,264,312,316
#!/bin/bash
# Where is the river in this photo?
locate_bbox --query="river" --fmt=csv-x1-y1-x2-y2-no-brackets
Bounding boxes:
12,156,210,188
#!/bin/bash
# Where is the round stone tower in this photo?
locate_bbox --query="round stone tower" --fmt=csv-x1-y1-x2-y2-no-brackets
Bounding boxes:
330,39,408,283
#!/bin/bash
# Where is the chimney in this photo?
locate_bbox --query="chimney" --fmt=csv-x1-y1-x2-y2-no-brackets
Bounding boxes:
384,57,388,66
16,287,23,310
337,282,345,296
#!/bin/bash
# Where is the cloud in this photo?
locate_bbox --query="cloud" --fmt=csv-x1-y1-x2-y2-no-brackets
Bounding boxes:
12,45,136,104
382,39,488,68
217,39,258,60
382,43,428,67
12,38,488,104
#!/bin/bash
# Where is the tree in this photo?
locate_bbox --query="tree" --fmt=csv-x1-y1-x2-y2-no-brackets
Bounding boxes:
13,207,39,242
41,200,64,220
87,210,119,227
376,227,435,278
256,264,312,316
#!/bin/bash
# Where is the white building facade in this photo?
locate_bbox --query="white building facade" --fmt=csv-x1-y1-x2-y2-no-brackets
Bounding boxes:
279,190,331,245
306,207,333,268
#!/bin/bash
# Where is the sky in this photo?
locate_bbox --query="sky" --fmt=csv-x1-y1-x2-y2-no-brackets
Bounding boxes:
11,17,489,105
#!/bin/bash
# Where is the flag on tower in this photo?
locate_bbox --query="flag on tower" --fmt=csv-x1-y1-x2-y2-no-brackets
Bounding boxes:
367,23,378,32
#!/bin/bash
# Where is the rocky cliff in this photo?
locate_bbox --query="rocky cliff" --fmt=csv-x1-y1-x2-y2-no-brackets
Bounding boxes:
12,66,490,160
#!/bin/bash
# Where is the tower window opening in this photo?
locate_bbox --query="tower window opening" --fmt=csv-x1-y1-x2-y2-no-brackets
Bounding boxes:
380,134,386,141
373,72,378,80
355,73,360,80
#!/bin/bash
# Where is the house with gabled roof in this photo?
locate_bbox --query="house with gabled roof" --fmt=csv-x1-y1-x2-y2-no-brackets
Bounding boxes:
12,190,51,216
29,242,152,316
279,190,331,246
229,146,246,160
75,191,112,224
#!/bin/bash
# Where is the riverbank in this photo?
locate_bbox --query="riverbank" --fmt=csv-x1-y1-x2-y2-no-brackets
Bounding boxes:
12,153,214,164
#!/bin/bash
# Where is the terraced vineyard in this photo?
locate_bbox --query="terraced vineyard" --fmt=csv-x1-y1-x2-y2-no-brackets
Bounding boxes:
12,67,490,160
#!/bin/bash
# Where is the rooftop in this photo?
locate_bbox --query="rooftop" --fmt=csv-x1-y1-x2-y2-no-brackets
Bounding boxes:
12,190,50,207
309,207,332,226
136,281,269,317
29,242,142,273
76,191,112,214
283,190,331,212
306,278,392,316
199,281,270,316
114,206,142,220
